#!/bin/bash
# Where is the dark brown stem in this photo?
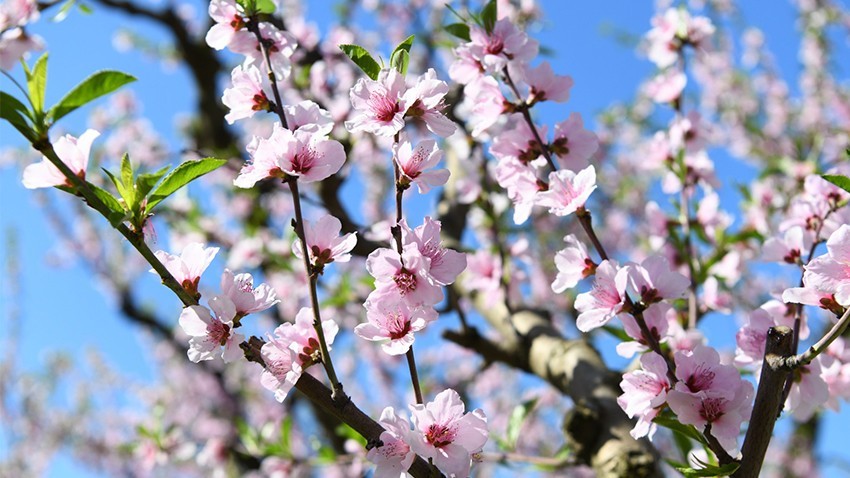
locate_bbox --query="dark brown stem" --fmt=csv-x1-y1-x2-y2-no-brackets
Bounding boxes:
406,346,424,404
733,326,794,477
501,68,557,171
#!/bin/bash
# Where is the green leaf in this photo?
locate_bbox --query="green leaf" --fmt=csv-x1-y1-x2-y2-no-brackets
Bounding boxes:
506,397,538,449
389,35,414,75
339,44,381,80
255,0,275,14
102,167,130,212
52,0,76,22
667,460,740,477
444,22,471,41
136,165,170,200
145,158,227,214
89,184,127,226
823,174,850,195
27,53,48,113
653,413,708,447
481,0,497,34
334,422,367,447
120,153,136,209
601,325,631,342
0,91,36,141
48,70,136,123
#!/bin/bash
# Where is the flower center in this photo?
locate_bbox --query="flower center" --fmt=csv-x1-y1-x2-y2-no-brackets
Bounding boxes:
685,364,716,393
425,423,456,448
700,397,724,423
292,145,320,175
394,268,418,295
485,36,504,55
385,311,412,340
207,320,231,346
369,92,400,122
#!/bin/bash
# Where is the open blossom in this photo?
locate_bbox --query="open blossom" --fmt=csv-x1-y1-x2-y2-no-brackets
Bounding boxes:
550,113,599,170
574,260,626,332
260,333,303,402
667,345,754,453
271,307,339,366
618,352,671,439
797,225,850,305
785,358,830,421
402,217,466,286
346,68,408,137
230,23,297,80
178,295,244,363
551,234,595,293
22,129,100,189
465,76,506,138
408,389,488,478
402,68,456,137
204,0,247,50
645,8,715,69
366,244,444,307
0,27,43,70
220,269,279,316
493,158,543,224
620,254,689,305
355,295,436,355
617,303,672,358
284,100,334,135
222,64,271,124
367,407,415,478
234,123,345,187
537,165,597,217
467,18,538,74
762,226,810,264
394,139,449,194
644,68,686,103
524,61,573,103
153,242,219,297
463,250,502,293
293,214,357,271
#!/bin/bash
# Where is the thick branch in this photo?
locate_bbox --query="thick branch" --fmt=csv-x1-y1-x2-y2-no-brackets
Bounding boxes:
733,326,794,478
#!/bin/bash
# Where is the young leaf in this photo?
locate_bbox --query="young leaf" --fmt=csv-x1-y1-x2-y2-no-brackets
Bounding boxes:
88,184,127,226
389,35,414,75
48,70,136,123
481,0,498,34
653,414,708,446
506,397,538,449
339,44,381,80
102,167,131,212
255,0,276,14
135,165,170,199
823,174,850,195
666,460,740,477
27,53,48,113
0,91,36,141
120,153,136,210
444,23,471,41
145,158,227,214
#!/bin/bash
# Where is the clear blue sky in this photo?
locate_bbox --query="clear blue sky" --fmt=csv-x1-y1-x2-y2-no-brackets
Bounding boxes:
1,1,848,476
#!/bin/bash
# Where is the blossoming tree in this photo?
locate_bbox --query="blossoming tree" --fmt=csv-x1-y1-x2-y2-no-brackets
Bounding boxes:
3,0,850,477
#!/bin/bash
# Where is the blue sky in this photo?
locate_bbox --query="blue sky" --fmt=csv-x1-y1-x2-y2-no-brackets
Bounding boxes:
2,0,849,476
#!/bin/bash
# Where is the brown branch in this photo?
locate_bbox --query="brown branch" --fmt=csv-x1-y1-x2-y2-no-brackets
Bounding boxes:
733,326,794,478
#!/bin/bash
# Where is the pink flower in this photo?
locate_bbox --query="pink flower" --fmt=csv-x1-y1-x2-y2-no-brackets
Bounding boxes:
402,217,466,286
0,0,39,28
493,158,544,224
537,165,597,217
734,307,779,367
666,384,753,454
355,295,436,355
293,214,357,272
204,0,247,50
762,226,810,264
408,388,488,477
620,254,689,305
234,123,346,187
467,18,538,74
524,61,573,103
346,68,408,137
394,139,449,194
178,295,245,363
673,345,742,396
283,100,334,134
366,245,444,307
260,334,303,402
644,68,686,103
617,303,672,358
550,113,599,170
230,23,297,80
0,27,43,70
367,407,415,478
799,225,850,305
220,269,279,316
463,250,502,293
222,64,271,124
22,129,100,189
153,242,219,297
785,358,830,421
402,68,456,137
271,307,339,366
465,76,506,138
551,234,595,293
574,260,627,332
617,352,671,439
